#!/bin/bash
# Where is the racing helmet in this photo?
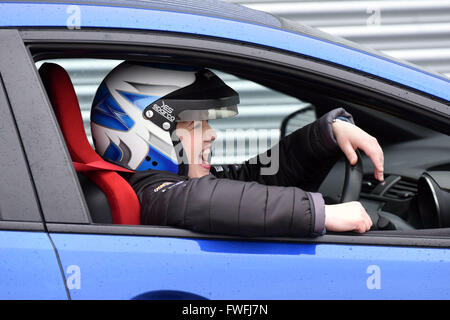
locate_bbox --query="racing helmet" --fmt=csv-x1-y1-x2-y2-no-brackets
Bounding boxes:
90,61,239,175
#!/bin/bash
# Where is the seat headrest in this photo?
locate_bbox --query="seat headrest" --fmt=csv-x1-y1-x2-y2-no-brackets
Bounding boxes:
39,62,101,164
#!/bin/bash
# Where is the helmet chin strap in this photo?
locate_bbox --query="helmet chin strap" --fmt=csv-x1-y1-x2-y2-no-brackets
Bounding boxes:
177,160,189,176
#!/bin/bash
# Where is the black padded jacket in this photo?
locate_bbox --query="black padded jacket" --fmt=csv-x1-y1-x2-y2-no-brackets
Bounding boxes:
120,108,354,237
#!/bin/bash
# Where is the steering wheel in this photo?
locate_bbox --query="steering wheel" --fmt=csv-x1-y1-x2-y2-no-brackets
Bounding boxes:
340,150,397,230
340,149,363,203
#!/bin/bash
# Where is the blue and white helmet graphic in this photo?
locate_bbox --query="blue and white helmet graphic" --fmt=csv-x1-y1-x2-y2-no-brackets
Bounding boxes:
91,61,239,173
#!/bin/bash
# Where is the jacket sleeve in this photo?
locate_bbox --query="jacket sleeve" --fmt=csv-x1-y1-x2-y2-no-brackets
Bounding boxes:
210,107,354,235
135,172,320,238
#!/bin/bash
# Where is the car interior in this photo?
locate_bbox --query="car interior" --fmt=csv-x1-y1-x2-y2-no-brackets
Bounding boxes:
32,46,450,238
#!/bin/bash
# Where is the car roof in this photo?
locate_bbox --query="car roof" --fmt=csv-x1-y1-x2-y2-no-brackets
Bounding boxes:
1,0,450,103
3,0,283,27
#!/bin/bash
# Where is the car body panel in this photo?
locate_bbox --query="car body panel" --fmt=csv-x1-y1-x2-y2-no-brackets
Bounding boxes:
1,1,450,102
0,231,68,299
50,232,450,299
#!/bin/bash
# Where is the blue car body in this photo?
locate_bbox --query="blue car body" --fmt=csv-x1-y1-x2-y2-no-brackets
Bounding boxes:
0,0,449,300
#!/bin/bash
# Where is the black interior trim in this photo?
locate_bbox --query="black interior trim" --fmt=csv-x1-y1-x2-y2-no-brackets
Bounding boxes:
77,173,113,224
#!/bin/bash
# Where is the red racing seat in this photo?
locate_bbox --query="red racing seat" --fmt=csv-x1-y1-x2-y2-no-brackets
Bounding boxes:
39,62,141,225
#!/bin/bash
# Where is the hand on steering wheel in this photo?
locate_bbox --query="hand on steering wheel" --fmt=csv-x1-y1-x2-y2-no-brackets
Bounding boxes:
332,119,384,183
324,120,385,233
324,149,373,233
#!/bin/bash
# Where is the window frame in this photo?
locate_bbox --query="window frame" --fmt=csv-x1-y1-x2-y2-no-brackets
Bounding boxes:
0,29,91,227
0,74,44,228
0,30,49,230
20,28,450,248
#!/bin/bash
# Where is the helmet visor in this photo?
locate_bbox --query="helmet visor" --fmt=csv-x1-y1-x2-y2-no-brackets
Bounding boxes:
177,105,238,121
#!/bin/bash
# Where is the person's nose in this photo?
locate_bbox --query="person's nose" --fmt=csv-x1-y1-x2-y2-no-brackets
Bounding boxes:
203,121,216,142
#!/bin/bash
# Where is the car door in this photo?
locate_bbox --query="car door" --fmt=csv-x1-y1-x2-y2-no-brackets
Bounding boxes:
0,29,68,299
19,28,450,300
47,232,450,300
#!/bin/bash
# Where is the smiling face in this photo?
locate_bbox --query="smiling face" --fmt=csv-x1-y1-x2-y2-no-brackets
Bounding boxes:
175,120,217,178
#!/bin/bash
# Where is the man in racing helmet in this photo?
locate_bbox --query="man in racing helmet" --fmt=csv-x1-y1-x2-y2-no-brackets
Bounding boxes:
91,61,384,236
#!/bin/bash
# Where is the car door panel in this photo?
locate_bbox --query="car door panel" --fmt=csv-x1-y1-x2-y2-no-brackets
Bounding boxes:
50,232,450,299
0,231,68,299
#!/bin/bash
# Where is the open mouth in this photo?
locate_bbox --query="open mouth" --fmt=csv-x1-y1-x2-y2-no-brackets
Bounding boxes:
201,147,211,169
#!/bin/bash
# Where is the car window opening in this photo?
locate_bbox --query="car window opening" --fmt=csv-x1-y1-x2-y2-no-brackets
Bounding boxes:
33,54,450,241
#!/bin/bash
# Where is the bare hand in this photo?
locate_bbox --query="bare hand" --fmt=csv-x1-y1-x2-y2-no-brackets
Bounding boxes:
332,119,384,182
325,202,373,233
